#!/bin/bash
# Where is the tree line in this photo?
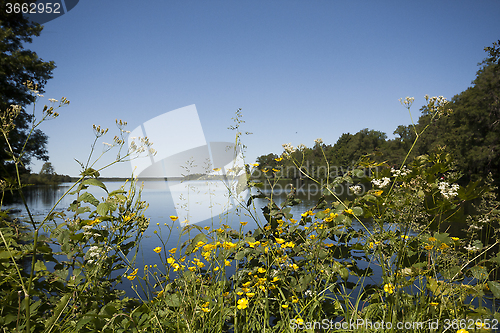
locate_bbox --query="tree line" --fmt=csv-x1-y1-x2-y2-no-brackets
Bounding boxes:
254,40,500,189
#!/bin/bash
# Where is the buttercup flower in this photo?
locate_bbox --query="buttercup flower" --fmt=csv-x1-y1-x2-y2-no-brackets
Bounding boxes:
170,216,179,221
384,283,395,294
237,298,249,310
153,247,162,253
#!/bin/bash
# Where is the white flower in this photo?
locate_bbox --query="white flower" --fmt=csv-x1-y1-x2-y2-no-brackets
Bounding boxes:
314,138,323,145
438,182,459,199
349,185,362,195
282,143,296,154
371,177,390,188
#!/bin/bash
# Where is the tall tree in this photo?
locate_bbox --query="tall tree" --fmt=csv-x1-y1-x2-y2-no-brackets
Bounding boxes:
0,0,55,177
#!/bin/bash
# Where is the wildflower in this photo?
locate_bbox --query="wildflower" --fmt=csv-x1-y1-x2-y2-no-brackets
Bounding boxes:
188,267,196,272
282,304,289,309
204,226,210,230
384,283,395,294
275,157,283,162
314,138,323,144
127,275,136,281
374,190,383,196
371,177,390,188
424,244,433,250
213,168,221,171
169,248,177,254
430,302,439,306
201,307,210,313
275,238,285,244
172,263,181,271
349,185,362,195
248,240,260,248
296,318,304,325
153,247,162,253
291,263,299,270
170,216,179,221
438,182,459,199
272,168,280,172
222,241,237,250
222,292,229,297
272,277,280,282
282,143,296,154
369,242,374,249
451,237,459,241
167,257,175,265
225,260,231,266
251,163,259,167
258,267,266,273
439,243,449,250
428,237,437,242
456,329,469,333
292,296,299,303
237,298,249,310
240,221,248,226
214,266,220,271
401,235,409,240
344,208,353,215
246,292,255,297
309,234,316,240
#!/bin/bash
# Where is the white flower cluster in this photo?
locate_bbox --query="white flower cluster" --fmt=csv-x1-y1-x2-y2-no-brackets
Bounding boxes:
438,182,459,199
85,245,112,264
282,143,296,154
371,177,390,188
391,166,409,177
349,185,362,195
314,138,323,145
464,244,480,252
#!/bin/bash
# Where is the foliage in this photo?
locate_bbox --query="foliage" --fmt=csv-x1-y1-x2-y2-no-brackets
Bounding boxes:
0,3,56,177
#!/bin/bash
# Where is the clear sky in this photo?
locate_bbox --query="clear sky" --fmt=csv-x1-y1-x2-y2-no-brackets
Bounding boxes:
25,0,500,178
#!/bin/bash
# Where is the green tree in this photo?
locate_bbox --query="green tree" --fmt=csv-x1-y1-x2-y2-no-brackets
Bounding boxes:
0,1,55,177
39,161,54,175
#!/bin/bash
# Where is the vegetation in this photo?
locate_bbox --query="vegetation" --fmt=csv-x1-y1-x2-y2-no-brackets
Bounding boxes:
254,42,500,191
0,77,499,333
0,2,55,179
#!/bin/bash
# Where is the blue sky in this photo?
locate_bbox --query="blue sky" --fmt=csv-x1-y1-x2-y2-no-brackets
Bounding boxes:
26,0,500,177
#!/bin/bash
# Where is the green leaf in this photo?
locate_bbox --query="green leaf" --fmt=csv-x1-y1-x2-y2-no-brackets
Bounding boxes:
83,178,108,193
45,294,71,329
97,202,110,216
78,192,99,207
352,206,363,217
488,281,500,298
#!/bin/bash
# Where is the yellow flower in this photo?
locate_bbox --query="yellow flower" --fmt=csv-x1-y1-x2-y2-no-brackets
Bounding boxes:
430,302,439,306
344,208,353,214
258,267,266,273
291,264,299,270
222,241,237,249
428,237,437,242
310,234,316,240
242,281,252,287
384,283,395,294
275,238,285,244
172,263,181,271
237,298,249,309
127,275,136,281
201,307,210,313
246,292,255,297
188,267,196,272
213,168,221,171
204,226,210,230
292,296,299,303
240,221,248,226
262,169,269,173
401,235,409,240
374,190,383,196
272,277,279,282
236,291,243,295
153,247,162,254
296,318,304,325
248,241,260,248
222,292,229,297
369,242,374,249
214,266,220,271
440,243,449,250
170,216,178,221
89,218,100,225
275,157,283,162
169,248,177,254
167,257,175,265
251,163,259,167
456,329,469,333
196,261,205,268
451,237,459,241
281,304,289,308
225,260,231,267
